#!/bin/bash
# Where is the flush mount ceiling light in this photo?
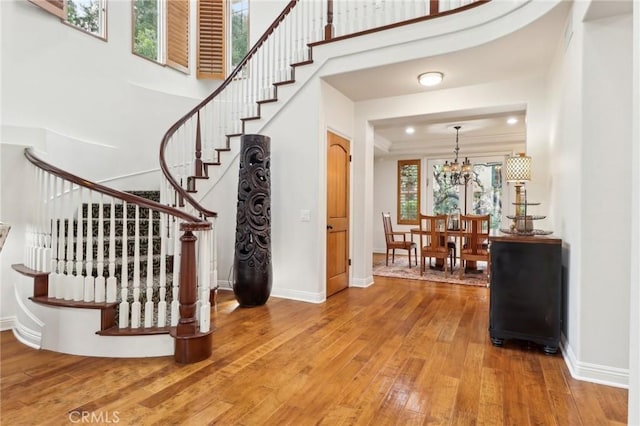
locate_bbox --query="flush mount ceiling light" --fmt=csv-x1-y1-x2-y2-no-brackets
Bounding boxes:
507,117,518,125
405,126,415,135
418,71,444,87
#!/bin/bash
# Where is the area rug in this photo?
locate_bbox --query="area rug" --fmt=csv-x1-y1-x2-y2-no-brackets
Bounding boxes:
372,255,489,287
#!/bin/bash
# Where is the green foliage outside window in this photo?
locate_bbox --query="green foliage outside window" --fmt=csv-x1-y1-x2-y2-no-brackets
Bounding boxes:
231,0,249,68
133,0,159,61
66,0,101,35
432,162,502,230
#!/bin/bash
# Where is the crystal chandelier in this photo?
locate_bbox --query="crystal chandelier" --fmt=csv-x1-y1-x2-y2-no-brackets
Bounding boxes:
442,125,472,185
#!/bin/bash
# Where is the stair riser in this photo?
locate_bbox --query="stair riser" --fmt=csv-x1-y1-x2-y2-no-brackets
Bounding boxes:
82,204,161,220
54,256,174,283
53,219,162,239
54,236,164,260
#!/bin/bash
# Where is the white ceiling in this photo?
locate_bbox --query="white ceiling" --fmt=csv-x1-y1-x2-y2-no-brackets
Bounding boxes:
322,1,573,158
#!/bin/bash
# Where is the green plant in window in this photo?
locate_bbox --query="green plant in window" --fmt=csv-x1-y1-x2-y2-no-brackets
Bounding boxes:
67,0,100,34
231,4,249,67
134,0,159,61
433,166,459,215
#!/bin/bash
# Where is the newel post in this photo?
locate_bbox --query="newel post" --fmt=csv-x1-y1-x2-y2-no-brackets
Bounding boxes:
171,222,213,364
324,0,334,40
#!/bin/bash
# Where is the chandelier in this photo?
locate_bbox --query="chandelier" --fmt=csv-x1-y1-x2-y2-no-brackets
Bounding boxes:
442,125,472,186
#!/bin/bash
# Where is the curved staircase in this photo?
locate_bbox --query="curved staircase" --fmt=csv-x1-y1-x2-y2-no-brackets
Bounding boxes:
12,0,524,362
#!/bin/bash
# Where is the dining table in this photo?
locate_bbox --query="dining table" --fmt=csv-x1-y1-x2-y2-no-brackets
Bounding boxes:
410,226,487,272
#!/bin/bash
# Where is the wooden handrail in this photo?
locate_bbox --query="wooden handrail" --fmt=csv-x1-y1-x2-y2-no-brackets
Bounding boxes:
159,0,299,218
25,148,209,227
160,0,490,218
310,0,490,47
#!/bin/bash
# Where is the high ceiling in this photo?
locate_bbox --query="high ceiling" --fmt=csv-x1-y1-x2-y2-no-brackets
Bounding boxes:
322,1,573,158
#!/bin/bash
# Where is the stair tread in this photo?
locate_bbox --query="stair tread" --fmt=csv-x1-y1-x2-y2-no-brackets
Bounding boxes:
274,79,295,86
97,326,171,336
291,59,313,67
30,295,117,310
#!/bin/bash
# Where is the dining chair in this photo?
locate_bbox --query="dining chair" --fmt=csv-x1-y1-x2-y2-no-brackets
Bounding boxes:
382,212,417,267
458,214,491,281
418,214,451,276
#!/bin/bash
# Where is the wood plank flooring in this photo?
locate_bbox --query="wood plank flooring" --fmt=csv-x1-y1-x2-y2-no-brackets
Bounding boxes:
1,275,628,425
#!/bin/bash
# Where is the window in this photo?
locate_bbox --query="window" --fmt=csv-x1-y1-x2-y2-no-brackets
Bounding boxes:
66,0,106,38
230,0,249,68
132,0,189,73
397,159,421,225
133,0,162,63
196,0,248,79
431,159,503,229
28,0,106,39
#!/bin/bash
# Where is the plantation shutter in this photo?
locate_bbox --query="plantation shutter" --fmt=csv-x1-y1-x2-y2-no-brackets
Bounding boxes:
197,0,225,79
166,0,190,73
28,0,65,19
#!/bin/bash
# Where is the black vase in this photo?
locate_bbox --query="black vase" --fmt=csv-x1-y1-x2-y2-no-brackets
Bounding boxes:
233,134,272,307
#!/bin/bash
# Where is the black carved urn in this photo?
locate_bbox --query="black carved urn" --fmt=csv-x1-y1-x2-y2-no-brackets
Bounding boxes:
233,134,272,307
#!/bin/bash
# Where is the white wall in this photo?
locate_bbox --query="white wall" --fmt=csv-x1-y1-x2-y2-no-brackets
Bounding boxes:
581,12,632,373
0,144,38,327
629,2,640,423
0,0,221,324
1,0,220,180
249,0,290,46
548,4,633,387
356,75,553,280
372,155,421,254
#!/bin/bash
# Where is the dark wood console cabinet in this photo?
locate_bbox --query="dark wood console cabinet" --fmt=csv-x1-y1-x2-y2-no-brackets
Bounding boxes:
489,235,562,354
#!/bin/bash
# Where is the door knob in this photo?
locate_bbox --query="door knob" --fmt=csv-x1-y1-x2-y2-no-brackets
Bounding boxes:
327,225,333,230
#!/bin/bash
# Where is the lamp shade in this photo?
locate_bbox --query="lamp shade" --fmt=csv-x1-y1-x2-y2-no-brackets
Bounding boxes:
505,153,531,182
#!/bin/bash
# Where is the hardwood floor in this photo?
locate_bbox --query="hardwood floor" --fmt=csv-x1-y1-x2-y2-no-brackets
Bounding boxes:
1,276,628,425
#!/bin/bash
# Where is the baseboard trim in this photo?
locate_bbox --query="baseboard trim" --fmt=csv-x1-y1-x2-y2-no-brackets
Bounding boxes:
0,316,16,331
351,275,374,288
217,281,324,304
12,320,42,350
270,288,325,304
561,335,629,389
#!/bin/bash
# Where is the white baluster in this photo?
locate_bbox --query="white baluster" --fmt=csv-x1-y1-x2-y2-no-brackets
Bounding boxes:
73,187,84,301
55,180,66,299
48,176,59,298
34,168,43,271
131,205,141,328
105,196,117,303
95,194,106,303
41,171,52,273
144,207,154,328
199,229,211,333
157,212,167,327
84,190,95,302
211,218,218,295
64,184,76,300
170,218,181,326
119,201,129,328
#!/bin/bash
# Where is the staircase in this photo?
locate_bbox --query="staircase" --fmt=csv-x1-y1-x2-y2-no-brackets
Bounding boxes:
14,0,495,362
15,151,215,361
159,0,489,215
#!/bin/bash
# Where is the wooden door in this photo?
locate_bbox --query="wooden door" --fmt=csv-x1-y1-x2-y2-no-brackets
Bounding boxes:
326,132,350,297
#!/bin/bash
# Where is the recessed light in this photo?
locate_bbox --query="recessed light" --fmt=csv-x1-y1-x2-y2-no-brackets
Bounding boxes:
507,117,518,125
405,126,415,135
418,72,444,87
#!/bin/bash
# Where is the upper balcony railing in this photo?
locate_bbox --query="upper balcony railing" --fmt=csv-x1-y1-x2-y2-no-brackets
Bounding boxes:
160,0,489,218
